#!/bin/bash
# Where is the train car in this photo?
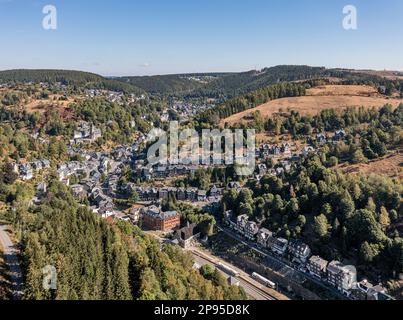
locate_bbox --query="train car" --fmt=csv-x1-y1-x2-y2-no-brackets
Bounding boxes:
252,272,276,289
217,262,239,277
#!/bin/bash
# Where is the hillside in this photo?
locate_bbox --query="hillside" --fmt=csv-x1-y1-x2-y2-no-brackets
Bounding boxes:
221,85,403,126
117,73,226,95
188,65,336,99
116,66,348,98
4,180,246,300
339,152,403,179
0,69,144,94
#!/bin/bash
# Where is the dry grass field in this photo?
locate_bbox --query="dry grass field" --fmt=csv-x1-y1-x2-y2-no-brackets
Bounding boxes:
221,85,403,126
25,95,76,113
338,152,403,179
351,70,403,80
306,85,378,96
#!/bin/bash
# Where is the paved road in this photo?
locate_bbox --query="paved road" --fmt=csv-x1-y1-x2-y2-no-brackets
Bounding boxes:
0,225,24,300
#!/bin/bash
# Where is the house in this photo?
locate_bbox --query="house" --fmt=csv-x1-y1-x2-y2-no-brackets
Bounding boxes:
235,214,249,234
73,122,102,143
99,157,110,173
148,188,159,201
270,238,289,255
155,166,167,178
177,188,187,201
113,212,132,222
273,145,281,155
316,133,327,144
290,154,300,162
257,164,267,176
281,143,291,154
244,221,259,240
37,182,47,194
307,256,329,279
227,181,241,190
20,164,33,181
302,146,315,156
129,204,144,224
288,240,311,264
257,228,274,248
71,184,88,201
98,201,115,218
186,188,198,202
333,130,346,141
224,210,237,229
159,188,169,200
141,206,180,232
326,261,357,295
174,223,201,249
209,185,223,197
197,190,207,202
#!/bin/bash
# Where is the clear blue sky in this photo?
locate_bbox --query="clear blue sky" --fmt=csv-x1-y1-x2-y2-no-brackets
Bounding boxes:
1,0,402,76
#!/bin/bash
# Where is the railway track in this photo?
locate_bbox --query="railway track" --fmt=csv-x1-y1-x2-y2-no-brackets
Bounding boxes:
190,249,278,301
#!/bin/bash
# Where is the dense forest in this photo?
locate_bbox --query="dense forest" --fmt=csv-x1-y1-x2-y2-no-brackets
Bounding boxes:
1,179,245,300
222,156,402,286
3,67,402,100
0,70,144,94
187,65,329,99
117,73,226,96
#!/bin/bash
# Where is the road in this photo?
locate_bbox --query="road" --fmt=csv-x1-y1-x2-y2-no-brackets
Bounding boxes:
0,225,24,300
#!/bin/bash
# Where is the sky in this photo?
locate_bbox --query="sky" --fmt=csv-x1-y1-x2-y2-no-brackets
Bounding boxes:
0,0,402,76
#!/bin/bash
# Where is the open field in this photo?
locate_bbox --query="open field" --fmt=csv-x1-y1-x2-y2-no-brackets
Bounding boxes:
24,95,78,120
306,85,378,96
221,85,403,126
351,70,403,80
339,152,403,179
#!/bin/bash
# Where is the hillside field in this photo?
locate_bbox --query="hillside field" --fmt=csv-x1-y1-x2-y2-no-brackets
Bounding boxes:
221,85,403,126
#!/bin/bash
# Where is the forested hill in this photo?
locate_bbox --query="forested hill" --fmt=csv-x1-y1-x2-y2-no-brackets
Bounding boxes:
115,65,350,98
2,179,246,300
190,65,331,99
117,73,228,96
0,69,144,94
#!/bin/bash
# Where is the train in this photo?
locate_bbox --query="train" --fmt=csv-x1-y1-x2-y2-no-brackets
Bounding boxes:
217,262,239,277
252,272,276,289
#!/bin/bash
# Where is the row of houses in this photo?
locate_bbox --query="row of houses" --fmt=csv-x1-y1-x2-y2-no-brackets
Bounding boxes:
136,164,200,180
129,185,224,203
224,210,393,300
316,130,347,144
12,159,51,181
57,154,113,185
258,143,291,158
